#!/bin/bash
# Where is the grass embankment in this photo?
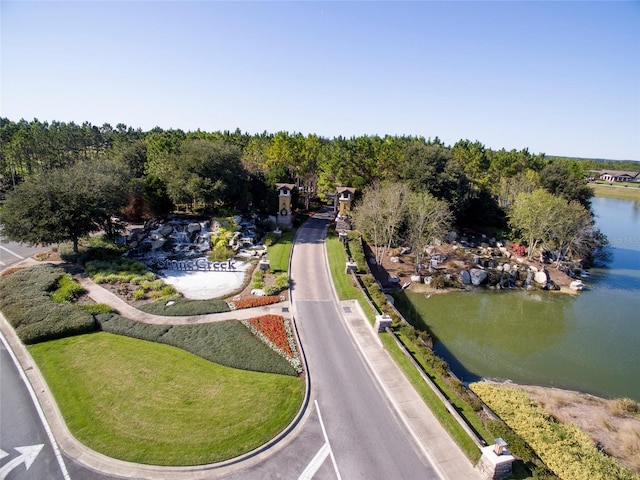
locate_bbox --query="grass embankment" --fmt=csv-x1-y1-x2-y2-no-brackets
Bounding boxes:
29,333,304,465
590,182,640,200
266,230,295,273
324,229,486,462
325,231,377,322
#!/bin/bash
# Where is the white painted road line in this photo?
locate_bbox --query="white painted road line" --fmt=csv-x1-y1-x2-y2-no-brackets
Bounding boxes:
0,245,25,262
298,442,330,480
315,400,342,480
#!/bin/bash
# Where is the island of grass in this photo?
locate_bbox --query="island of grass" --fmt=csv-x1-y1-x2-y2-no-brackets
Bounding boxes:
30,333,304,465
0,264,305,466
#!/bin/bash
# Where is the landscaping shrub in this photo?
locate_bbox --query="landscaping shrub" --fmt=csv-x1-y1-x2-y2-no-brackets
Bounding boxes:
471,382,638,480
263,231,278,247
86,258,150,282
79,303,114,315
138,297,230,316
242,315,301,373
228,295,284,310
487,419,557,479
264,273,289,295
95,314,297,376
346,232,368,274
0,264,95,344
50,274,85,303
251,269,264,289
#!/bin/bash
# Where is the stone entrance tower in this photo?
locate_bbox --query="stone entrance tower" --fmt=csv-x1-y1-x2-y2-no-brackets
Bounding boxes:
336,187,356,216
276,183,295,226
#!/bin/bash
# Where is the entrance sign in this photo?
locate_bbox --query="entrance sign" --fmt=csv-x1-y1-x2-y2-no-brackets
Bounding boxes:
153,258,237,272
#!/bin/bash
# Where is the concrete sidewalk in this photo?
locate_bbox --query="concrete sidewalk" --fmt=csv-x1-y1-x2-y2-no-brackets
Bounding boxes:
338,299,482,480
76,274,291,324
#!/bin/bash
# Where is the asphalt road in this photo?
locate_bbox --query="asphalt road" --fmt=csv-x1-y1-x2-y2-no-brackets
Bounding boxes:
0,240,48,270
290,209,437,479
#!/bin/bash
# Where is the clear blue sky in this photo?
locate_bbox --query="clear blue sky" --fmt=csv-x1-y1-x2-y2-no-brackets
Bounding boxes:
2,1,639,160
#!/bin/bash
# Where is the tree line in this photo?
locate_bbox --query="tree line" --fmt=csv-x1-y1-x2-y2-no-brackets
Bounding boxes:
0,117,607,264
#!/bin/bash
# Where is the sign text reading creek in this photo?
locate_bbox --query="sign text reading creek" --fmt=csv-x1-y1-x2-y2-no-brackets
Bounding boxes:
154,258,237,272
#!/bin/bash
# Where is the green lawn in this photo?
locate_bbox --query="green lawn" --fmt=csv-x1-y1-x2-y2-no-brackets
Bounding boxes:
590,182,640,200
29,332,304,466
325,231,377,322
266,231,295,272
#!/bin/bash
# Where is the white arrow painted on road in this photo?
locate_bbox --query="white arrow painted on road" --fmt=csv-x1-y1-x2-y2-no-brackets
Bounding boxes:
0,444,44,479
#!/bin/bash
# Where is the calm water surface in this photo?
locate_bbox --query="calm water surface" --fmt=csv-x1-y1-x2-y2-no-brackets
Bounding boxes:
395,196,640,401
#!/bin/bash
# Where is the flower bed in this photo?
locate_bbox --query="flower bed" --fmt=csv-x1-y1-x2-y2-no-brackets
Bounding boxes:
227,295,285,310
242,315,301,374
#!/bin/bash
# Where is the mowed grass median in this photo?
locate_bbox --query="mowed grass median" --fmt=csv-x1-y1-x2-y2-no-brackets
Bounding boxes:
29,332,304,466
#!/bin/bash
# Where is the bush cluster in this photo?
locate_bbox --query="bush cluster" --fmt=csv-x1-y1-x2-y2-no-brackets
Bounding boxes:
251,269,290,296
484,419,556,479
346,232,368,274
50,273,85,303
263,231,278,246
470,383,638,480
0,264,95,344
208,217,237,261
95,314,297,376
138,297,230,316
86,257,176,302
86,258,152,283
228,295,284,310
59,234,128,265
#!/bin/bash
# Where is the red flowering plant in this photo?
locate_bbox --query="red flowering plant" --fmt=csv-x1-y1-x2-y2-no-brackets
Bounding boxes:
227,295,285,311
242,315,301,373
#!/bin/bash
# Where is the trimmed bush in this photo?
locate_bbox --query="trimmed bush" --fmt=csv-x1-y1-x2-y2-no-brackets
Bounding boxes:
0,264,95,344
95,314,297,376
346,232,368,274
471,382,638,480
50,274,85,303
80,303,115,315
138,297,230,316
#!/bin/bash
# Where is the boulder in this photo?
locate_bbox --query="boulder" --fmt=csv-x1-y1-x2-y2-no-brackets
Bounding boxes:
534,270,549,285
151,239,165,250
160,224,174,237
502,263,512,273
570,280,584,291
390,256,400,263
410,275,422,283
187,222,201,233
460,270,471,285
470,268,488,286
251,289,266,296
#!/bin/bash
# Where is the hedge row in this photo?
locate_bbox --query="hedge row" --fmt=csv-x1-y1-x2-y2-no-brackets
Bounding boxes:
95,313,298,377
138,297,230,316
0,264,95,344
470,382,638,480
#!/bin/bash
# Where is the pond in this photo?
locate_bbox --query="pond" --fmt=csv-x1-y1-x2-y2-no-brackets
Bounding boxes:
394,196,640,401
